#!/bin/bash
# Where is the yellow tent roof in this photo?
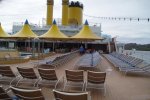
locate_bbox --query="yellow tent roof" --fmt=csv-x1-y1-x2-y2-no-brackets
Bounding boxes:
39,20,68,40
0,23,10,38
71,20,103,40
12,20,37,38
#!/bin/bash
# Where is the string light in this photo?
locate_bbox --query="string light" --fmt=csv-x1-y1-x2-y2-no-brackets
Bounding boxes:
84,14,150,22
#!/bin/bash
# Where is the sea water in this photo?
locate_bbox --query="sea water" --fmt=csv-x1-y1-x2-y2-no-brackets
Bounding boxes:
125,50,150,64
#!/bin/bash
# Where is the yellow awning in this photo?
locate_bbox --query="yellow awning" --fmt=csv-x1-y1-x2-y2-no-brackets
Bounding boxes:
0,23,10,38
71,20,103,40
39,20,68,40
12,20,37,38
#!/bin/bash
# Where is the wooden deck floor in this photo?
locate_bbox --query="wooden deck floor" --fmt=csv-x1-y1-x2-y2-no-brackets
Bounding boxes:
2,54,150,100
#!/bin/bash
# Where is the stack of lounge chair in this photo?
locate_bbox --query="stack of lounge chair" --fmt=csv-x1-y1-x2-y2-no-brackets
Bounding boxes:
46,50,79,67
75,52,102,70
104,52,150,74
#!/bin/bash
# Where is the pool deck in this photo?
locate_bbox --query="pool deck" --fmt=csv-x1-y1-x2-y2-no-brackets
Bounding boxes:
1,53,150,100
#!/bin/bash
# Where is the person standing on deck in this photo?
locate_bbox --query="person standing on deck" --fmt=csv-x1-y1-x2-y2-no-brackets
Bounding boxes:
79,46,85,55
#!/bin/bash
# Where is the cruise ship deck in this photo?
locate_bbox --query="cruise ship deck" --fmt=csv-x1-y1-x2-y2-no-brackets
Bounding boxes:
1,53,150,100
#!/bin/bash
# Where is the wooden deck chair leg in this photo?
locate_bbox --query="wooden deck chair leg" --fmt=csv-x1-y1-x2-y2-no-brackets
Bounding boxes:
36,78,42,87
54,80,59,89
16,77,23,86
82,82,85,91
104,84,106,96
10,75,21,86
10,78,17,86
63,81,67,91
85,82,87,91
124,72,127,76
33,79,40,87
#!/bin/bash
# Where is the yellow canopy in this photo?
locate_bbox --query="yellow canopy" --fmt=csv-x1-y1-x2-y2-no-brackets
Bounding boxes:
39,20,68,40
71,20,103,40
0,23,10,38
12,20,37,38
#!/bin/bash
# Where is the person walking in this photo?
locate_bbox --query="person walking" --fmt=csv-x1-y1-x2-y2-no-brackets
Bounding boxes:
79,46,84,55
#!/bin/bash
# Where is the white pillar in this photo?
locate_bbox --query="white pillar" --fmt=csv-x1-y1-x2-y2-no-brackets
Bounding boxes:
108,42,111,53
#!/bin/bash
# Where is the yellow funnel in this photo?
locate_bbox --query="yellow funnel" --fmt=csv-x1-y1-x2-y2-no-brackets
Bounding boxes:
62,0,69,26
46,0,54,25
68,1,83,25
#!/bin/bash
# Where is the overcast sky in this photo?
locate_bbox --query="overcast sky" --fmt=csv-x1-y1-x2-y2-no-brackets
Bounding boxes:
0,0,150,44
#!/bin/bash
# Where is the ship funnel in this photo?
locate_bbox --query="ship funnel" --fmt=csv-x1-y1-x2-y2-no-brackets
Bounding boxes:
46,0,54,25
62,0,69,26
68,1,83,26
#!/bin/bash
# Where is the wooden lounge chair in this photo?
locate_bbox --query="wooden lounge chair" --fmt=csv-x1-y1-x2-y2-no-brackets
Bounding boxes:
53,89,91,100
37,68,59,88
16,67,40,87
10,86,45,100
85,71,106,95
0,85,12,100
38,64,55,69
63,69,85,91
0,65,20,85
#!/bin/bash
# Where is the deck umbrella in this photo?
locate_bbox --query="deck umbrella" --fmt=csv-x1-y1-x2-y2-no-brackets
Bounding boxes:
11,20,38,56
70,20,104,50
0,23,12,48
11,20,37,39
71,20,103,41
39,20,68,40
0,23,10,38
39,20,69,51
